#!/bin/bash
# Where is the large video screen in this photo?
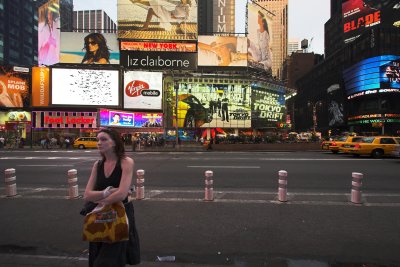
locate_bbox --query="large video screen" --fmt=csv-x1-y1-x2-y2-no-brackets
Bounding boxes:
51,68,119,106
118,0,198,41
343,55,400,99
0,66,30,108
174,83,251,128
60,33,120,64
123,71,163,110
99,109,163,128
251,88,285,128
247,3,273,73
198,36,247,67
38,0,60,65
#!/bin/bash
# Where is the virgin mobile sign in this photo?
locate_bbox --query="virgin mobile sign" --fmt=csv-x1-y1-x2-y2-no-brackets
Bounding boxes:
120,51,197,70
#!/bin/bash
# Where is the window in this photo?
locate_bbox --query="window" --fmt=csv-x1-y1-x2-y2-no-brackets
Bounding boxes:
380,138,395,145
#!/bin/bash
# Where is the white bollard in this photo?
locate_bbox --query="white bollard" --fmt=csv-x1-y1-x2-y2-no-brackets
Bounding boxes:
351,172,363,204
278,170,288,202
136,169,145,200
204,170,214,201
4,168,17,197
67,169,79,199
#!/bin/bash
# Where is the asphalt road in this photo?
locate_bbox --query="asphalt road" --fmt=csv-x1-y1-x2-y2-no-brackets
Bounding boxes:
1,150,400,266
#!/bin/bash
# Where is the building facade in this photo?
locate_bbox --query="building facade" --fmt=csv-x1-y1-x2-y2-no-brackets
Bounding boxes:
255,0,288,78
73,10,117,33
287,38,300,56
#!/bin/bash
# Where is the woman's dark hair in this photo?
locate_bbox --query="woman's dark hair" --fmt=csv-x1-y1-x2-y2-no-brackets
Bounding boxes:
81,33,110,64
97,128,125,161
258,11,269,35
44,3,59,26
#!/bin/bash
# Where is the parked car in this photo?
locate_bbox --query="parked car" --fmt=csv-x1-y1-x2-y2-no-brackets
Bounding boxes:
72,137,97,149
329,136,364,154
344,136,400,158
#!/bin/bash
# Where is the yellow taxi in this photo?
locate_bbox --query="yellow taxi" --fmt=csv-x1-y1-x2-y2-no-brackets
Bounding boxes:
321,136,344,151
344,136,400,158
72,137,98,149
329,136,364,154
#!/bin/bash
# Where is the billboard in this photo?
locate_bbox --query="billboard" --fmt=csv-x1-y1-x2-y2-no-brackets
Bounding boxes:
173,82,251,128
51,68,119,106
251,88,285,128
343,55,400,99
198,36,247,67
33,111,97,129
99,109,163,128
120,41,197,52
32,67,50,107
213,0,235,33
0,66,30,108
60,33,120,64
247,3,273,73
123,71,163,110
118,0,198,40
120,50,197,70
342,0,381,43
38,0,60,65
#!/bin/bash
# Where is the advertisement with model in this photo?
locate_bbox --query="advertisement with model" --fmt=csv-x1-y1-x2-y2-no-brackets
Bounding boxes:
344,55,400,99
0,66,30,108
99,109,163,128
120,50,197,70
198,36,247,67
118,0,198,41
247,3,273,73
38,0,60,66
60,32,120,64
123,71,163,110
51,68,120,106
251,88,285,128
173,82,251,128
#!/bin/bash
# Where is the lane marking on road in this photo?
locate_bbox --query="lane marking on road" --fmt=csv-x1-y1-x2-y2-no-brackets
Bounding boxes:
0,157,98,160
0,253,88,262
187,166,261,169
16,164,74,167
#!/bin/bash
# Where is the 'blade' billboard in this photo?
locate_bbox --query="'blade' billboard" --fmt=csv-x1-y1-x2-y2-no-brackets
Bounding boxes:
0,66,30,108
247,3,273,73
38,0,60,66
198,36,247,67
60,32,120,64
118,0,198,40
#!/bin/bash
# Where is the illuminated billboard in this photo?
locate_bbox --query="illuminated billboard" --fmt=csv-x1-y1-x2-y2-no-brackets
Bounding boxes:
118,0,198,41
120,41,197,52
247,3,273,73
0,66,30,108
251,88,285,128
198,36,247,67
51,68,119,106
60,33,120,64
123,71,163,110
213,0,235,33
343,55,400,99
99,109,163,128
32,67,50,107
342,0,383,43
33,111,97,129
38,0,60,65
173,83,251,128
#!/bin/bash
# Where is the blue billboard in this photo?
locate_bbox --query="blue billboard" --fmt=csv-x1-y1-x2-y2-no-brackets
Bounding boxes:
343,55,400,99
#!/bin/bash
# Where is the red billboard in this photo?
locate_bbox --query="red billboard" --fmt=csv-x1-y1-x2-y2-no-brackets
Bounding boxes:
0,66,30,108
342,0,381,43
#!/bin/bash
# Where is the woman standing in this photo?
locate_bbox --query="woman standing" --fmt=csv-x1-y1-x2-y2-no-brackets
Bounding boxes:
81,33,110,64
84,128,140,266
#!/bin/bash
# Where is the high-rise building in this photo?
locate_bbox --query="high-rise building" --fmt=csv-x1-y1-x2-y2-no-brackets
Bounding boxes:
73,10,117,33
198,0,235,35
255,0,288,78
288,39,300,56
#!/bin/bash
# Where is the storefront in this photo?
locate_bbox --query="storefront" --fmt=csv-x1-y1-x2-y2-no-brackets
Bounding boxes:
0,111,31,147
31,111,98,146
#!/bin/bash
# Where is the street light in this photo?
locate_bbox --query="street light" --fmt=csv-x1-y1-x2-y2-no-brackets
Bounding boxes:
308,100,322,134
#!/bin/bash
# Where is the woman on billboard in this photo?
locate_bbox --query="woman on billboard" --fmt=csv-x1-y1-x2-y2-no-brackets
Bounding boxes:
38,1,60,66
248,11,273,72
130,0,192,32
81,33,110,64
